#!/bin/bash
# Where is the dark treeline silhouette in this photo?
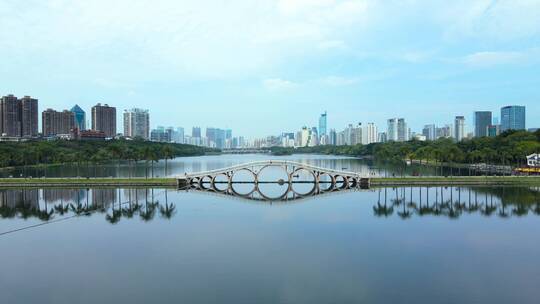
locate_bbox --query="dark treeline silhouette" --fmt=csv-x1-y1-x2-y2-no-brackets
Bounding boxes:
0,188,176,225
374,186,540,219
271,130,540,167
0,139,217,169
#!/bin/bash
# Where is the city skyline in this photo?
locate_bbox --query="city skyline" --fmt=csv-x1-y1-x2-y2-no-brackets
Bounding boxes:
1,1,538,137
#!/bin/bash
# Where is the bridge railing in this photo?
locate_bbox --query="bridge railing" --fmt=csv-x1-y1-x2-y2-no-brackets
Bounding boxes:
177,160,364,179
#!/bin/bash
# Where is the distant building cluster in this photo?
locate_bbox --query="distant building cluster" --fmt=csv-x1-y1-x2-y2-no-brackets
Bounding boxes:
250,106,531,148
0,93,532,147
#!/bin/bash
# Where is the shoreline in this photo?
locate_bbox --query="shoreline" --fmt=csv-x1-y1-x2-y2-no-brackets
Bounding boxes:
1,176,540,188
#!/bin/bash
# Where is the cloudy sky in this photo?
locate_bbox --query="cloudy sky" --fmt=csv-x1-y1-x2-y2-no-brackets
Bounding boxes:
1,0,539,137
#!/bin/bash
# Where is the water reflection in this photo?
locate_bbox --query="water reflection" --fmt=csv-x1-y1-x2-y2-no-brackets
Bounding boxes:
0,188,177,233
373,186,540,219
0,154,471,178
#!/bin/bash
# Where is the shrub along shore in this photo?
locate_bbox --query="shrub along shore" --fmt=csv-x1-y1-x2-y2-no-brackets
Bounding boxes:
0,139,218,169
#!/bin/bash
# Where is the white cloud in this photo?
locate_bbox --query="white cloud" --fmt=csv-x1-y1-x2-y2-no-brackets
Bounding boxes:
318,40,348,50
263,78,298,90
319,76,360,86
461,48,540,67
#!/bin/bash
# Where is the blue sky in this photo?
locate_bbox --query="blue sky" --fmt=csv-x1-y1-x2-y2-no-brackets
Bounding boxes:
1,0,539,138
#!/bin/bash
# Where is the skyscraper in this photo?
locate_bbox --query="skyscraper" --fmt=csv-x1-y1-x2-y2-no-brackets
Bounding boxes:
473,111,492,137
71,104,86,131
192,127,201,138
501,105,526,131
123,108,149,139
0,95,38,138
454,116,465,141
387,118,398,141
319,111,327,136
42,109,75,136
422,124,436,141
20,96,38,137
397,118,408,142
362,122,378,145
91,103,116,137
0,95,20,137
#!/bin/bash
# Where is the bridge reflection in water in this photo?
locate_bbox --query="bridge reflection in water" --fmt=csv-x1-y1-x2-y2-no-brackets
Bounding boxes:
182,160,370,201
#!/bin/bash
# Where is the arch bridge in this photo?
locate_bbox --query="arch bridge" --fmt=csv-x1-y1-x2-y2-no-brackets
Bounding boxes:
178,160,370,201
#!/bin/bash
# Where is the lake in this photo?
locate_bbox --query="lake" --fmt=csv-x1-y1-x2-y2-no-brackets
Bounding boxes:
0,153,476,178
1,155,539,303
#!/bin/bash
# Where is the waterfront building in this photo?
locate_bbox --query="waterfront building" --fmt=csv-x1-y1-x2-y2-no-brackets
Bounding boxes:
206,127,227,148
319,112,327,136
387,118,398,141
0,95,38,138
378,132,387,143
422,124,436,141
362,123,378,145
123,108,149,140
91,103,116,137
487,125,500,137
397,119,408,142
454,116,465,141
436,125,452,139
192,127,201,138
174,127,184,143
473,111,492,137
0,94,21,137
42,109,75,136
20,96,39,137
71,104,86,131
150,127,171,142
300,127,310,147
501,105,526,131
329,129,337,145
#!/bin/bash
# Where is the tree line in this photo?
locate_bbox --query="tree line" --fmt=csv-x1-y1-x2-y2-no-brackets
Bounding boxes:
271,130,540,166
0,139,217,169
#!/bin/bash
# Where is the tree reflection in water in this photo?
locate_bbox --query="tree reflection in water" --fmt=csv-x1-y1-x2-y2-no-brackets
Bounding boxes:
372,186,540,220
0,188,177,226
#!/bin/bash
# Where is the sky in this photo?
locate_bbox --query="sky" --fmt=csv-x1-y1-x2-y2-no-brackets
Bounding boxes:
1,0,539,138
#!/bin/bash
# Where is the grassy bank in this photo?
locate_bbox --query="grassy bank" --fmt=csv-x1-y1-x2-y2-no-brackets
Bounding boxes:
0,177,177,188
2,176,540,188
371,176,540,186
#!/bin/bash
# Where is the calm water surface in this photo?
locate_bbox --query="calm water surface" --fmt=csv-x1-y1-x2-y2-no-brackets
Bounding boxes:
1,155,539,303
1,154,470,178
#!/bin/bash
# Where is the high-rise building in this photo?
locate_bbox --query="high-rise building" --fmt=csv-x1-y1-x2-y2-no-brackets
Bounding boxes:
501,105,526,132
91,103,116,137
123,108,149,140
473,111,492,137
454,116,465,141
387,118,398,141
42,109,75,136
362,122,378,145
397,118,408,142
151,126,171,142
487,125,500,137
19,96,38,137
422,124,436,141
174,127,185,143
319,112,327,136
329,129,337,145
192,127,201,138
0,95,38,138
71,105,86,131
0,94,21,137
